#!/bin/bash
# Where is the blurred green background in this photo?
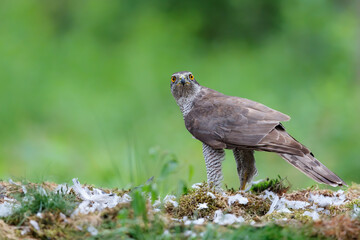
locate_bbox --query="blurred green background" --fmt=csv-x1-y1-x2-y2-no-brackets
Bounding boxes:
0,0,359,192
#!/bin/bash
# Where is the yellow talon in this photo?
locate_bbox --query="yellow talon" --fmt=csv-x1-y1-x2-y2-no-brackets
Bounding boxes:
240,173,248,190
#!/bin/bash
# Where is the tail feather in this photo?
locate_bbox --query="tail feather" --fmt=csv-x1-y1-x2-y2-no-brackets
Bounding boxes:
258,125,347,187
279,153,347,187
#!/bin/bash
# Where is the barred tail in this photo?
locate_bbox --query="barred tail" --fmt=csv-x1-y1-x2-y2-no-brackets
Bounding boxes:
279,153,347,187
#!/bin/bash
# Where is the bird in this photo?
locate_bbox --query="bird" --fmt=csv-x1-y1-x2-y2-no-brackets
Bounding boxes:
170,71,346,190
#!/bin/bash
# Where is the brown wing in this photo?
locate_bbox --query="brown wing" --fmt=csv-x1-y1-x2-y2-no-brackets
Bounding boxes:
185,87,290,149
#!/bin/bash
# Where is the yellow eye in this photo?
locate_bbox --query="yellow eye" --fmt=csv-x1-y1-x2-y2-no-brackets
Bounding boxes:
189,74,194,80
171,76,176,82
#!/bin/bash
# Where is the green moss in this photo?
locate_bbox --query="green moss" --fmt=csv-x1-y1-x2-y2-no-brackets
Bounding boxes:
344,199,360,210
261,209,316,224
238,194,272,218
290,210,315,223
250,175,290,194
167,183,225,219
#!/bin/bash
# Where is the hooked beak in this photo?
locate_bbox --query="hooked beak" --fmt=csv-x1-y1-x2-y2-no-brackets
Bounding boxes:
180,77,186,85
179,76,189,86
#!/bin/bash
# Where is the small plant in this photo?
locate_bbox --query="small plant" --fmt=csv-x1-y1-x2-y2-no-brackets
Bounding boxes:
130,189,148,223
3,185,77,225
250,175,290,194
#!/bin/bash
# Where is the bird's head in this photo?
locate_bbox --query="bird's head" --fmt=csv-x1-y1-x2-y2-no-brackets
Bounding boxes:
170,71,200,100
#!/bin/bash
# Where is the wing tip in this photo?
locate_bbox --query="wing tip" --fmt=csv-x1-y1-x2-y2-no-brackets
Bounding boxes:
282,114,291,121
275,112,290,122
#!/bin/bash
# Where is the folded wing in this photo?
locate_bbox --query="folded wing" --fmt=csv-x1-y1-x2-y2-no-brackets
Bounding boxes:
185,87,290,149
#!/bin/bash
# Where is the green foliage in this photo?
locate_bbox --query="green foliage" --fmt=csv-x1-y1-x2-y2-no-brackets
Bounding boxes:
3,186,77,225
176,180,189,196
130,189,148,223
250,175,290,194
159,159,179,180
148,148,181,194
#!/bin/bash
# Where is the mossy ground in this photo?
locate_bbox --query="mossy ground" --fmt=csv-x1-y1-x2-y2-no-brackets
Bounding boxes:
1,180,359,240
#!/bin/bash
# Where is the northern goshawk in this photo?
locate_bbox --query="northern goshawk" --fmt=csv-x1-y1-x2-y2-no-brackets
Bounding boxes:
170,71,346,190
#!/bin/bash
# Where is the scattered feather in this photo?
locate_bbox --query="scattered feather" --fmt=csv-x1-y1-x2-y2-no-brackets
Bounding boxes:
277,207,291,213
263,190,309,214
163,195,178,208
0,202,15,217
21,186,27,194
59,212,68,223
352,204,360,219
0,199,20,217
163,230,170,236
213,210,244,225
281,199,309,210
29,220,40,231
120,194,132,203
264,191,279,215
87,225,98,236
197,203,208,210
71,178,122,216
303,211,320,221
152,199,161,208
252,179,265,184
191,183,202,189
184,230,197,238
228,194,248,206
8,179,19,186
309,192,346,207
192,218,205,225
206,192,216,199
20,227,30,236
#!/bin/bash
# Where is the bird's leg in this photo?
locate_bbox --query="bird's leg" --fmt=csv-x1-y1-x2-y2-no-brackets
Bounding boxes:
202,143,225,189
233,149,257,190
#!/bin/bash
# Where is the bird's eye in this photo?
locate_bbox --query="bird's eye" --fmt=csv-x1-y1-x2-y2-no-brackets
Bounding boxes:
189,74,194,80
171,76,176,82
